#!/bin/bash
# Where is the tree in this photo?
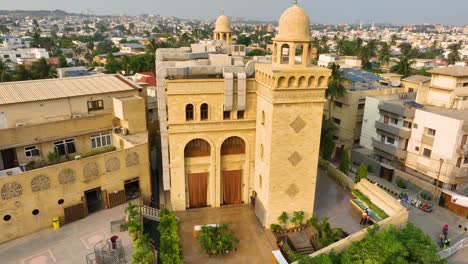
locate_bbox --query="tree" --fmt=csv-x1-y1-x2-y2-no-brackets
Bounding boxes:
0,25,10,35
307,215,344,249
398,42,413,57
0,59,12,82
58,55,68,68
14,64,32,81
326,64,347,119
236,35,252,46
355,164,368,183
335,36,346,56
390,55,415,77
125,202,155,263
447,43,461,65
338,150,350,175
321,131,335,161
390,34,398,46
30,58,54,79
378,42,391,66
247,49,270,56
158,208,182,264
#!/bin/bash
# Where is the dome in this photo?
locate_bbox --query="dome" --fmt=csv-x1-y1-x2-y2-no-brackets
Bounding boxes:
276,4,311,42
214,15,231,33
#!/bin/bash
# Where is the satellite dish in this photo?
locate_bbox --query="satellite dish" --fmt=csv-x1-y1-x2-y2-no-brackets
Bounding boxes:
391,80,401,87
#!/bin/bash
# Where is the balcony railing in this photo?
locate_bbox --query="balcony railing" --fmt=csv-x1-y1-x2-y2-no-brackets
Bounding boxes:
375,121,411,139
372,139,407,159
378,102,415,118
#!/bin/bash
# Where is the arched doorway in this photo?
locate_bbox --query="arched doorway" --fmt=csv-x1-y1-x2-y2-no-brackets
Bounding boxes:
184,139,211,208
220,136,246,205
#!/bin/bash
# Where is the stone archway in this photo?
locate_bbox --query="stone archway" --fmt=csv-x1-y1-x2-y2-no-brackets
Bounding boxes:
220,136,246,205
184,139,211,208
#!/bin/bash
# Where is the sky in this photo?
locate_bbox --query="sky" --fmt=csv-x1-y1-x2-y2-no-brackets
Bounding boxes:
1,0,467,25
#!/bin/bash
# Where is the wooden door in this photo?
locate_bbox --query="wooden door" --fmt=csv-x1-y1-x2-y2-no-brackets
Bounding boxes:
108,190,126,208
222,170,242,205
443,194,468,219
64,202,86,224
188,172,208,208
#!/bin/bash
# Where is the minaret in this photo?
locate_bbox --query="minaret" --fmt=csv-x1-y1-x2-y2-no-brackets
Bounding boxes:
213,10,232,44
253,1,331,226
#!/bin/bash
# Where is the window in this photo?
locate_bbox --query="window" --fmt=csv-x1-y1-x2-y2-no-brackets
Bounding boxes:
426,128,436,136
423,148,432,158
237,111,245,119
3,55,9,59
91,132,112,148
457,157,462,168
185,104,194,121
413,123,418,129
403,121,412,129
223,111,230,120
333,118,341,126
87,100,104,111
354,139,360,144
380,135,386,142
383,116,389,124
358,103,365,110
53,139,76,156
462,96,468,101
391,118,398,125
24,146,39,158
408,88,414,93
16,54,21,58
464,155,468,165
386,137,395,144
261,111,265,125
334,101,343,108
415,146,420,152
200,103,209,120
281,44,290,64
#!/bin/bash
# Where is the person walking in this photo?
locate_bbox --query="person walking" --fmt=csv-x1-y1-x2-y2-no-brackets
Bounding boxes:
360,210,368,225
442,224,449,240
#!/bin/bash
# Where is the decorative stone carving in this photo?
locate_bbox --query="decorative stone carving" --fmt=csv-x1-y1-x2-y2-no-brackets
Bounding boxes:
105,157,121,172
126,152,140,167
58,169,76,185
83,162,99,180
289,116,306,133
288,151,303,167
1,182,23,200
285,183,300,199
31,175,51,192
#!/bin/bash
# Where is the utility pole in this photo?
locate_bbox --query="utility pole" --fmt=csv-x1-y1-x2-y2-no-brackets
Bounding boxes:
435,158,444,197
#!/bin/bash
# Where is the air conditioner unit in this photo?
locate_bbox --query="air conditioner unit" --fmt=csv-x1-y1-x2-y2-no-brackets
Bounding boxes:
16,122,27,127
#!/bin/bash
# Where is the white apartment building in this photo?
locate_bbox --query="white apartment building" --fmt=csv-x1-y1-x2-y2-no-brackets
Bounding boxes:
0,48,49,64
318,53,336,67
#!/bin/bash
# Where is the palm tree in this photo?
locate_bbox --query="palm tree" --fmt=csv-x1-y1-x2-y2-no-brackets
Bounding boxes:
447,43,461,65
335,36,346,56
326,63,347,119
390,55,414,77
378,42,391,67
31,58,54,79
0,59,12,82
308,215,344,249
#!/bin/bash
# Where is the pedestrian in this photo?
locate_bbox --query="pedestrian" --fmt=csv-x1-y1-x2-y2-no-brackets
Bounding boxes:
442,224,449,240
438,233,445,248
365,213,370,225
360,210,368,225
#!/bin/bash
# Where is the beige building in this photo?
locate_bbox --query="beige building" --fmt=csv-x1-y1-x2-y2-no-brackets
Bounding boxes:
0,75,152,243
156,3,330,226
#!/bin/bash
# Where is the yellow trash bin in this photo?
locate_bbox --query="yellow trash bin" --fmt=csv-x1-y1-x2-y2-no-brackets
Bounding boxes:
52,216,60,230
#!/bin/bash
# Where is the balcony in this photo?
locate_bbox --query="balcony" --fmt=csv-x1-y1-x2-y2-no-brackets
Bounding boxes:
372,139,407,160
375,121,411,139
378,102,415,118
457,144,468,155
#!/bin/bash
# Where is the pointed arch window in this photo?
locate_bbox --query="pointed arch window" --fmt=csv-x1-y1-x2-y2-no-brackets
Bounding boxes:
186,104,194,121
200,103,209,120
281,44,290,64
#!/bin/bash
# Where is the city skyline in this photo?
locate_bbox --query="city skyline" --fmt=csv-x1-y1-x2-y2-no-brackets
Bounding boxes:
1,0,467,26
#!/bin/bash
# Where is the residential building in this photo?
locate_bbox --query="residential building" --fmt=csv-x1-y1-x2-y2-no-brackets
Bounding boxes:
0,75,151,243
119,43,146,54
156,4,331,226
318,53,336,67
401,75,431,93
0,48,49,64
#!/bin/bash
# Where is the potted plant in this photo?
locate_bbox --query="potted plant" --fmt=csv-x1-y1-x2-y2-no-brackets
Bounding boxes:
270,224,283,233
291,211,305,230
198,224,239,256
395,179,407,190
278,212,289,230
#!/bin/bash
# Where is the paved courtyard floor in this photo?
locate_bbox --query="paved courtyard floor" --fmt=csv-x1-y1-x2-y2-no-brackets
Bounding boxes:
175,204,275,264
0,202,134,264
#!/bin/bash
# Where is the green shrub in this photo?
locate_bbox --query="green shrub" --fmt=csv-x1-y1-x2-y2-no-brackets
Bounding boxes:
79,146,116,158
270,224,283,233
396,179,407,189
198,224,239,256
158,208,182,264
25,160,36,171
291,211,305,227
338,150,350,175
47,151,59,163
278,212,289,229
355,164,368,183
125,202,155,263
352,189,389,219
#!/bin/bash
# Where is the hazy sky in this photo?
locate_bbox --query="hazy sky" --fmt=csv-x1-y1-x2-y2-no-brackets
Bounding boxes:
1,0,467,25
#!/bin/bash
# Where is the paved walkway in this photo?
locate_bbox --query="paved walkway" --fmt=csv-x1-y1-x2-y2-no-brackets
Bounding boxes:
175,205,275,264
314,168,365,235
0,202,135,264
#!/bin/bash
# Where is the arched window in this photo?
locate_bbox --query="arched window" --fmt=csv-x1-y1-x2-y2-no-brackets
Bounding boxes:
185,104,194,121
281,44,290,64
221,136,246,155
184,139,211,158
295,44,303,64
200,103,208,120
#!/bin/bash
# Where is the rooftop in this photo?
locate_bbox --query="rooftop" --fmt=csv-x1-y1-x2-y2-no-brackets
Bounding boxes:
343,68,384,83
421,105,468,125
428,66,468,77
0,74,139,105
402,75,431,83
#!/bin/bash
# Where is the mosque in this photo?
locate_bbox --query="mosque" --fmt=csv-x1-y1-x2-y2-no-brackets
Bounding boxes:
155,1,331,226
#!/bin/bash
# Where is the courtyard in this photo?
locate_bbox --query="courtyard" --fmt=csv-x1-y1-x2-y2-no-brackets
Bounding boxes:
175,204,275,263
0,201,134,264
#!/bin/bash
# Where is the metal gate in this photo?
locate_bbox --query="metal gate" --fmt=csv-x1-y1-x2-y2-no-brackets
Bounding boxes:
108,190,126,208
64,202,87,224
